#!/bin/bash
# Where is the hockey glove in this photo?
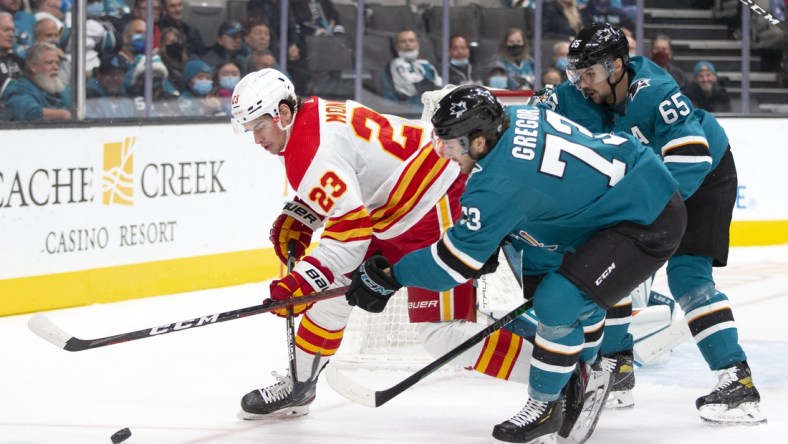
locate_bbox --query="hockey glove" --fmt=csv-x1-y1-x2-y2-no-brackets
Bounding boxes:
270,197,324,265
269,256,334,317
347,255,402,313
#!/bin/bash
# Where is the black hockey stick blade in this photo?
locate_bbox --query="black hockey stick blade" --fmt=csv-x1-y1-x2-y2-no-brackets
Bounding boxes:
326,300,530,407
739,0,788,33
28,285,349,352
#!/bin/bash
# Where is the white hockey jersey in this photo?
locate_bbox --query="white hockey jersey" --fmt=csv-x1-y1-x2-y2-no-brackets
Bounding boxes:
281,97,461,276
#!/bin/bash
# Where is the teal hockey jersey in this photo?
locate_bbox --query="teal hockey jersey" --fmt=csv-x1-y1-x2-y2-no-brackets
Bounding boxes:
544,56,730,199
392,106,679,291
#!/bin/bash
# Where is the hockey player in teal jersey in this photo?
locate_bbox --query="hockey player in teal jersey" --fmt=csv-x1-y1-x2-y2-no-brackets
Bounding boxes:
346,85,687,444
546,22,766,424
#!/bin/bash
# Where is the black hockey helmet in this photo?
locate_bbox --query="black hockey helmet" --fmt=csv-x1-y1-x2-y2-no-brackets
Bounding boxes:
567,23,629,71
432,85,504,141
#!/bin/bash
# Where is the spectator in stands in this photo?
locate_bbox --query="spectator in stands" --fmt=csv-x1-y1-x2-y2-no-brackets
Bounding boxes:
214,59,241,116
32,15,61,44
384,28,442,109
623,26,637,56
290,0,344,37
750,0,788,77
580,0,635,33
202,21,245,70
650,33,688,89
118,18,146,66
1,0,35,56
492,27,535,90
178,58,222,116
484,65,508,89
683,60,732,113
239,21,279,74
32,16,69,84
246,48,279,73
543,0,583,40
3,41,71,120
542,67,563,86
160,0,205,57
246,0,299,48
1,11,24,99
116,0,161,51
159,26,189,91
127,52,180,116
32,0,67,52
440,34,478,86
86,52,135,118
550,40,569,82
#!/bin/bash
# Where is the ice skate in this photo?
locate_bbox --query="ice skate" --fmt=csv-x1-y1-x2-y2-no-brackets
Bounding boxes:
599,350,635,409
237,371,317,420
559,363,612,444
696,361,766,425
493,398,564,443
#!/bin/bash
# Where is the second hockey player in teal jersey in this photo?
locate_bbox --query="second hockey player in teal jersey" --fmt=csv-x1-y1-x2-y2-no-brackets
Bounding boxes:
546,23,765,424
345,85,687,443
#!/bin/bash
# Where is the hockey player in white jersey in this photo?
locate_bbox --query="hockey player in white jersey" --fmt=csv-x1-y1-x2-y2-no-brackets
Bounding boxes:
230,68,549,421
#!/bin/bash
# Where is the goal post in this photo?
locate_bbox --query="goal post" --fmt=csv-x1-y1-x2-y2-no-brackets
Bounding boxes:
332,88,536,370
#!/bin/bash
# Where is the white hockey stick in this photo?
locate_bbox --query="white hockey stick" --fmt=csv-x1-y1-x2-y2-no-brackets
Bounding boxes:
632,310,691,367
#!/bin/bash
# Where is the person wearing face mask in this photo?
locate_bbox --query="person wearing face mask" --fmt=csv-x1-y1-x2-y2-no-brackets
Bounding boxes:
491,27,535,90
118,18,145,66
114,0,161,52
160,0,205,57
484,66,509,90
159,26,188,91
213,59,241,116
650,33,688,89
550,40,569,82
384,28,442,109
439,34,479,86
178,58,223,116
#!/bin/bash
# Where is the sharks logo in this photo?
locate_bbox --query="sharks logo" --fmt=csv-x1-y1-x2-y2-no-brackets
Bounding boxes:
470,163,483,177
450,101,468,119
628,79,651,100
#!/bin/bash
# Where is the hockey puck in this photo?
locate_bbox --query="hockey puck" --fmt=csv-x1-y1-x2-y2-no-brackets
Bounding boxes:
110,427,132,443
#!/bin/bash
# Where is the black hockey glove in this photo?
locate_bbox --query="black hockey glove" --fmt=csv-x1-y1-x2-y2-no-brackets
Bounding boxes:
472,247,501,279
347,255,402,313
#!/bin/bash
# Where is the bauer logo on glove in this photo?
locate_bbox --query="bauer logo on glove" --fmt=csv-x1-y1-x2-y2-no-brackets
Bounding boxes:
269,256,334,317
270,197,325,265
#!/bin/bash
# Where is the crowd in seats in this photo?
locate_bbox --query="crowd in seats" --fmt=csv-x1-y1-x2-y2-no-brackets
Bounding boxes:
0,0,758,120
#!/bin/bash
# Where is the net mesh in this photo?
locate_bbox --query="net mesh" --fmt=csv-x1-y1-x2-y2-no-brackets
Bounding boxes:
333,89,535,369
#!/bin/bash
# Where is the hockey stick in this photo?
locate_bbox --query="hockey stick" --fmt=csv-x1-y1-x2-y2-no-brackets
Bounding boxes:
325,300,531,408
738,0,788,34
28,285,350,352
633,314,691,367
284,241,300,392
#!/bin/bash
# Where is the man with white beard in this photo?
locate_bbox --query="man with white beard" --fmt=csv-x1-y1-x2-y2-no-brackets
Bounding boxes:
2,41,71,120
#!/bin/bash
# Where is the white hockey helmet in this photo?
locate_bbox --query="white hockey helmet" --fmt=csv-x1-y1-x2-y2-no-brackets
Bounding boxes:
230,68,297,133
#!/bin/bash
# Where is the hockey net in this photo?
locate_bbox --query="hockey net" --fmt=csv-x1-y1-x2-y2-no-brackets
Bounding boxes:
331,88,535,370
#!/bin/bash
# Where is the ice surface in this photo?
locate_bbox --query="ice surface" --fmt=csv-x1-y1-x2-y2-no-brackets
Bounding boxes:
1,245,786,443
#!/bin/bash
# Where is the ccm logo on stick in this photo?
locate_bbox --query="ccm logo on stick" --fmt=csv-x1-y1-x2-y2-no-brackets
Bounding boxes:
150,315,219,335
